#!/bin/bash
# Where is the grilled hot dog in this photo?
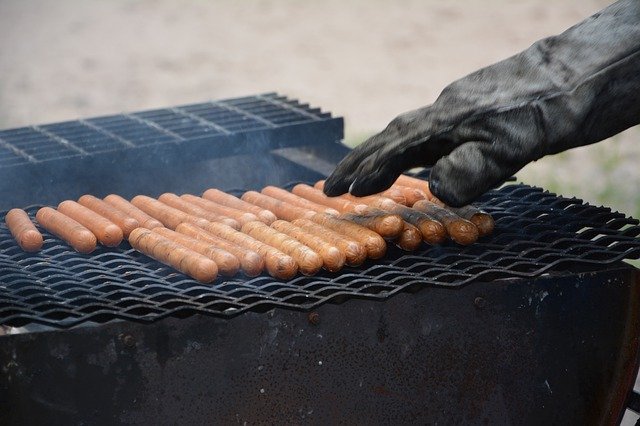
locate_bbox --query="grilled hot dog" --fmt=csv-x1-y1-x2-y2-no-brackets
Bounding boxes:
202,189,277,224
129,228,218,283
35,207,96,253
5,208,43,252
58,200,123,247
104,194,164,230
176,222,264,277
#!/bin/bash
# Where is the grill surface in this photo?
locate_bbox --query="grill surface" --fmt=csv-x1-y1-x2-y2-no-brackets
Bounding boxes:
1,181,639,329
0,93,330,166
0,93,344,209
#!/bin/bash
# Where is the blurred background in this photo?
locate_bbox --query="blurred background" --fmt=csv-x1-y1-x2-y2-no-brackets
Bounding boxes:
0,0,638,219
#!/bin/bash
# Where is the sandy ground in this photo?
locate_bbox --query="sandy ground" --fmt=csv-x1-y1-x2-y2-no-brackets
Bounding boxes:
1,0,639,422
0,0,637,217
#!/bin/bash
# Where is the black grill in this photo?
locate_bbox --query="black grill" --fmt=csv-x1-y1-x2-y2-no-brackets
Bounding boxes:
0,93,330,164
2,94,640,425
1,181,639,329
0,93,343,209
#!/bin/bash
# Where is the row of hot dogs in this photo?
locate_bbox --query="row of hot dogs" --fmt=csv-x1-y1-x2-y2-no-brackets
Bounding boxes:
3,175,494,283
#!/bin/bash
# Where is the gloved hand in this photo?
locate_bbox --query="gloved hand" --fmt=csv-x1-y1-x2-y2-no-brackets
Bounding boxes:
324,0,640,207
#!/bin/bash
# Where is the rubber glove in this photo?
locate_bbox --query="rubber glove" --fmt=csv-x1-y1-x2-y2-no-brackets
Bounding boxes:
324,0,640,206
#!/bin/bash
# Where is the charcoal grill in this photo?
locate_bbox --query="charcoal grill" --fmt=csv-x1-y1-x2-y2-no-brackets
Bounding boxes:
1,94,639,425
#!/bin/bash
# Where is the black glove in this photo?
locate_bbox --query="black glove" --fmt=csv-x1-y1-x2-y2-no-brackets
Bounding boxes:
324,0,640,207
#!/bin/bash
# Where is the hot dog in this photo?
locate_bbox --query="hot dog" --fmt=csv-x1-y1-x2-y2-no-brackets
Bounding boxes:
78,195,139,238
270,220,346,272
58,200,123,247
181,194,258,226
241,191,316,222
35,207,97,254
153,227,240,276
412,200,479,245
292,184,366,213
369,199,447,245
104,194,164,230
391,184,429,207
128,228,218,283
309,213,387,259
394,223,423,251
316,183,446,245
314,180,407,206
242,221,323,276
314,181,387,212
261,186,340,216
377,187,407,205
202,189,277,224
131,195,209,230
201,221,298,280
158,193,240,229
394,174,435,199
340,208,404,239
5,208,43,252
175,222,264,277
291,218,367,267
444,205,495,237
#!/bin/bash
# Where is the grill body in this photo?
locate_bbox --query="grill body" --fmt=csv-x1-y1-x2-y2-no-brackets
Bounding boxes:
2,267,639,425
0,94,639,425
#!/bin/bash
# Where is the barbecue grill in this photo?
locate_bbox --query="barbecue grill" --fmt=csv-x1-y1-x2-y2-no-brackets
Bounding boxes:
1,94,639,425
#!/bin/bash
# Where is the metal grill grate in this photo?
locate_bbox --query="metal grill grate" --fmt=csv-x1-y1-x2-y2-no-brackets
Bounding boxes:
0,93,329,167
0,94,344,210
1,182,639,329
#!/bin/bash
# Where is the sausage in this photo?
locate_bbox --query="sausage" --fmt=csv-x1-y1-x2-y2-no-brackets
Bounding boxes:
310,213,387,259
241,191,316,222
394,223,423,251
377,187,407,205
391,184,429,207
5,208,43,252
129,228,217,283
35,207,97,253
78,195,139,238
291,218,367,267
412,200,479,245
271,220,346,272
370,199,447,245
181,194,258,226
175,222,264,277
200,221,298,280
261,186,340,216
444,205,495,237
131,195,209,230
104,194,164,230
395,176,455,209
340,208,405,239
395,178,494,236
242,221,323,276
202,189,277,224
292,184,366,213
314,180,407,207
158,193,240,229
310,181,372,213
153,227,240,276
58,200,123,247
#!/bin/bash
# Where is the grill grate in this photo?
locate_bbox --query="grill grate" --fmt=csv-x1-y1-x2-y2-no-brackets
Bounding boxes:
0,94,344,210
0,93,324,167
1,182,639,329
0,93,328,166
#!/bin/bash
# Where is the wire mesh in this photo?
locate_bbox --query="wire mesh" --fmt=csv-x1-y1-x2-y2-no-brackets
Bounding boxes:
0,182,638,329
